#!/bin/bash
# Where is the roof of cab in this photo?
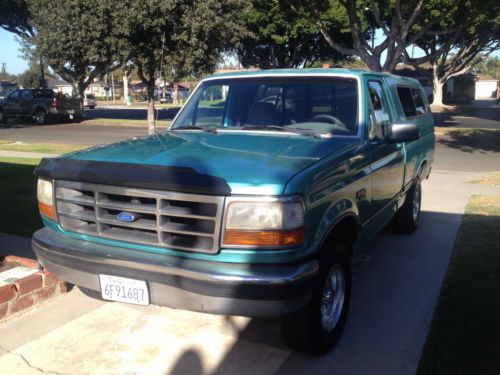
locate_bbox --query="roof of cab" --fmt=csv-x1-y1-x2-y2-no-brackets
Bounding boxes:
207,68,421,86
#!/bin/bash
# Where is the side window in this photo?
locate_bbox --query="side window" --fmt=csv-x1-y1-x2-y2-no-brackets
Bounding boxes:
396,87,418,118
368,81,391,140
21,90,33,99
411,88,427,115
8,90,20,100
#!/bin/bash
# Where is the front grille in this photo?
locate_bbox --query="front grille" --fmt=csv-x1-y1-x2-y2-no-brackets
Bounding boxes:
54,180,224,253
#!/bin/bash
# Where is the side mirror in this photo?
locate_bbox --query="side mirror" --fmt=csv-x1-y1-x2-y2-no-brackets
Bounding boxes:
388,122,420,143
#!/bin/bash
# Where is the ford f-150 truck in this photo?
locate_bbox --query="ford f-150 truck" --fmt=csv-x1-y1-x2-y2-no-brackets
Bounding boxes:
32,69,434,354
0,88,83,125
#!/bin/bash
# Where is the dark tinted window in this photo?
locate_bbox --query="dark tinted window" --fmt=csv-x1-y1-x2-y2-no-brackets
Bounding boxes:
397,87,417,117
33,90,54,99
20,90,33,99
411,88,426,115
173,77,358,136
7,90,20,99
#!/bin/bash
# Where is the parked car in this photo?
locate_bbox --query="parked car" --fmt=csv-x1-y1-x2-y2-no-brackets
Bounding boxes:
32,69,434,354
0,89,83,125
83,94,96,109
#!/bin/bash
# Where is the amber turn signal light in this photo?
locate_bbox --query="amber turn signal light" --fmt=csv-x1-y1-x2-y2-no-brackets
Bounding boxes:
224,228,304,247
38,201,56,220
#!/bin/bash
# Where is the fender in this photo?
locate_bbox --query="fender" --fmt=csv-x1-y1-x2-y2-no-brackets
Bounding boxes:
312,198,359,255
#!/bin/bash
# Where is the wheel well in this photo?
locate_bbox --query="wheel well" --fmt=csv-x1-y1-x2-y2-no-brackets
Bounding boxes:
417,160,427,179
322,215,358,255
35,106,46,114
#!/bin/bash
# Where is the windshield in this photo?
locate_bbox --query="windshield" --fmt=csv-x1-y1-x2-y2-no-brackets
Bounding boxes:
170,76,359,136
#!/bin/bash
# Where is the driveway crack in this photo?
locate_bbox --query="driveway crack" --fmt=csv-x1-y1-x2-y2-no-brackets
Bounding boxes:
0,344,71,375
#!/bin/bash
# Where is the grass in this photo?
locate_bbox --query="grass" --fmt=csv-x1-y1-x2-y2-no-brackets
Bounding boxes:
0,140,86,154
418,195,500,375
0,157,43,237
470,173,500,186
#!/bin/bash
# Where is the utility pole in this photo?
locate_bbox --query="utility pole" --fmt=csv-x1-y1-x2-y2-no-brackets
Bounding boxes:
111,73,115,104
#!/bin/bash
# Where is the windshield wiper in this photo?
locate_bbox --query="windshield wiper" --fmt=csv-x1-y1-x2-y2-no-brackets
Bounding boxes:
171,125,218,134
242,125,323,139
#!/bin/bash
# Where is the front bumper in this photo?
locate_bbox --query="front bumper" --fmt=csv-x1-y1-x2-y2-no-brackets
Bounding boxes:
33,228,318,316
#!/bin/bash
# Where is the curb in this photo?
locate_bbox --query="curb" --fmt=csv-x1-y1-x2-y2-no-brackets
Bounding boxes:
0,255,67,321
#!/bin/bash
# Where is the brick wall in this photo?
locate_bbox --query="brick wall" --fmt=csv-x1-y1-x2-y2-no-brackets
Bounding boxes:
0,256,67,321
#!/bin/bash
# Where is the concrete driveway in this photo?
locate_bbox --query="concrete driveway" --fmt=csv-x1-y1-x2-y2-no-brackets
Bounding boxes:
2,167,499,375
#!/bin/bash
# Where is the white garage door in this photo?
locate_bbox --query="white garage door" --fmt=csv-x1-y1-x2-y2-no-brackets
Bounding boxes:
475,81,497,99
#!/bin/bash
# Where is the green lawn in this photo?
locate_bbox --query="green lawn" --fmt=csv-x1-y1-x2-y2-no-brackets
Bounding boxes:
0,140,86,154
418,195,500,375
0,157,43,237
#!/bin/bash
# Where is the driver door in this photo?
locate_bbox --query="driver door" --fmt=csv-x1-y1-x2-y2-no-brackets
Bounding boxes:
4,90,21,116
367,79,405,217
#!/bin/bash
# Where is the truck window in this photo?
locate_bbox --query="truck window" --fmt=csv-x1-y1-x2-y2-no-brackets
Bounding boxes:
172,77,359,136
21,90,33,99
368,81,391,139
411,88,427,115
396,87,418,118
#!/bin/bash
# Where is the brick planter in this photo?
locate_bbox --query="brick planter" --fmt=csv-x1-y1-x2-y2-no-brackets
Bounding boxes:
0,255,67,321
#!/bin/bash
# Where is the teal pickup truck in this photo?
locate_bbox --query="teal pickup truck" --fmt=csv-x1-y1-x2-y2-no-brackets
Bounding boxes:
32,69,433,354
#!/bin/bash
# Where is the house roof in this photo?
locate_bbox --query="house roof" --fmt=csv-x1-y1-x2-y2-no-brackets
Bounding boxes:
46,77,72,87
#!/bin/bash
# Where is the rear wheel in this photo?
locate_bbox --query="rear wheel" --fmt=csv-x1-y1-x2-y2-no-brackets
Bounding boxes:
34,108,46,125
393,179,421,233
281,241,351,355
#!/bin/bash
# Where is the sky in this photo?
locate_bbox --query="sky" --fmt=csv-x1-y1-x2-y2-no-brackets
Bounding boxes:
1,28,499,75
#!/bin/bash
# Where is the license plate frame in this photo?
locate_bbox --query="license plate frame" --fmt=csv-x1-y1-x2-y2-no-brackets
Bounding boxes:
99,274,150,306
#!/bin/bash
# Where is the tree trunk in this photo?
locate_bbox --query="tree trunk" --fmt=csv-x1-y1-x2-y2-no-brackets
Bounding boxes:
123,72,129,105
147,80,156,135
39,58,46,88
432,68,445,107
172,83,178,105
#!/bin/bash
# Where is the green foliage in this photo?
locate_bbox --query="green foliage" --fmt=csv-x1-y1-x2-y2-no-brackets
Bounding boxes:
17,64,53,88
0,0,32,37
237,0,351,68
27,0,122,95
473,55,500,80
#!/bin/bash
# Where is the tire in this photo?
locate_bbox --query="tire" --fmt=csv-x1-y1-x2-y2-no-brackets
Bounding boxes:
281,241,352,355
34,108,46,125
393,179,422,234
0,109,5,123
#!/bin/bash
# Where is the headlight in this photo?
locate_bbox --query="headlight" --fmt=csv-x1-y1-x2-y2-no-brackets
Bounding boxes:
37,179,55,219
224,197,305,247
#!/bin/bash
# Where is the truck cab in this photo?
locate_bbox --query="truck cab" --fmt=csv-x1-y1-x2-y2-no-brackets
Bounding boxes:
32,69,434,354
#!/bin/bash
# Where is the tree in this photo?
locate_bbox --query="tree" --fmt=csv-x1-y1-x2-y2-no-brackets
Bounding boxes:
17,63,54,87
406,0,500,105
287,0,462,72
26,0,122,97
237,0,352,69
0,0,47,87
473,55,500,80
115,0,250,134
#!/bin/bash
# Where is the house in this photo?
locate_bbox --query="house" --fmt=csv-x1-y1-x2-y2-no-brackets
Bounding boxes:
474,74,498,99
46,77,74,96
0,81,18,98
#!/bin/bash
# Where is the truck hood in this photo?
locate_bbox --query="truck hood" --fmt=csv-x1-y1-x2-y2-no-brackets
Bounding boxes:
65,131,354,195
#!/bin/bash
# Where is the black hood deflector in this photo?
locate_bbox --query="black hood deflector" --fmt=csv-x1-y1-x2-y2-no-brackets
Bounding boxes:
34,158,232,196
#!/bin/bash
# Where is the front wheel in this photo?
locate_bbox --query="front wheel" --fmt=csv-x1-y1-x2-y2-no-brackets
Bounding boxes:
393,180,421,233
281,241,352,355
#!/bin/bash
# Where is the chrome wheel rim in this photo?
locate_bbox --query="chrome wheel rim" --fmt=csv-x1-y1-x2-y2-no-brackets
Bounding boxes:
412,184,421,222
36,111,44,124
320,264,345,332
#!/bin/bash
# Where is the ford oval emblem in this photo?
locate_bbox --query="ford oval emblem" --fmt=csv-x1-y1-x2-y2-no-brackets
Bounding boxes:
117,212,138,222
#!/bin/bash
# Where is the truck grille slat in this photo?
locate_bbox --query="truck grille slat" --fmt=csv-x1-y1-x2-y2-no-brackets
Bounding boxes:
54,180,224,253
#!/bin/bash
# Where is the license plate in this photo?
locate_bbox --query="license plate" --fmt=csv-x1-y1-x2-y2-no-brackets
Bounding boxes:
99,274,149,305
67,110,75,114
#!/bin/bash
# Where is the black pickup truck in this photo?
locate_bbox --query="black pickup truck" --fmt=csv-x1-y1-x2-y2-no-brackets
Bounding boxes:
0,88,83,125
